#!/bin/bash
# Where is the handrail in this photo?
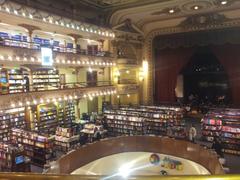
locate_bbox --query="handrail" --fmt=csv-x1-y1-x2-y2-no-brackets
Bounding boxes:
47,136,224,175
1,81,114,96
0,174,238,180
0,38,113,58
118,79,137,84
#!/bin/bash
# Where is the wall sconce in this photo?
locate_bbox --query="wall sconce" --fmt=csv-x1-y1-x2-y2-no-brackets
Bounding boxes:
114,69,120,82
139,69,144,81
142,60,148,74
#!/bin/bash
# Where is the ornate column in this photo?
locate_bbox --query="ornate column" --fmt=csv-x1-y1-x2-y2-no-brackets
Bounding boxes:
68,34,82,53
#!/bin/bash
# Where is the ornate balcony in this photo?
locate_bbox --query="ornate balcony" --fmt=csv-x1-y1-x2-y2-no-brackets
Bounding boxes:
0,81,116,110
0,39,115,67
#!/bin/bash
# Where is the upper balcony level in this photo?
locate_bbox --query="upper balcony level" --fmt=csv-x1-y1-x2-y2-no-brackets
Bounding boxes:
0,0,115,40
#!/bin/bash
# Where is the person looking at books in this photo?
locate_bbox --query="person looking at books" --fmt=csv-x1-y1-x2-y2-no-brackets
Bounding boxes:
189,125,197,143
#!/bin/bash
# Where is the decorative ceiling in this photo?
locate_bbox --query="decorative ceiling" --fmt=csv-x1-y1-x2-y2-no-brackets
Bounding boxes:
79,0,168,10
110,0,240,35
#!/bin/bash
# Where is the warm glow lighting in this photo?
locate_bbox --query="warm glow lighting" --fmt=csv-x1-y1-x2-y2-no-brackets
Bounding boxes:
142,60,148,74
221,0,228,5
88,67,93,73
169,9,175,13
127,94,130,98
194,6,199,10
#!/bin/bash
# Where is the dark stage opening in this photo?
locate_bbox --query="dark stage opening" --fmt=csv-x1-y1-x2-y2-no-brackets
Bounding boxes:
179,48,231,105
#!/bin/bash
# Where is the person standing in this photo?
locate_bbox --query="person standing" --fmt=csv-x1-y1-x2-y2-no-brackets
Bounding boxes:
212,138,224,158
189,125,197,143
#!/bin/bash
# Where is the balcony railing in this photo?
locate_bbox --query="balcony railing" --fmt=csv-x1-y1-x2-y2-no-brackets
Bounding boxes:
0,38,113,58
1,81,114,96
0,174,239,180
118,79,137,84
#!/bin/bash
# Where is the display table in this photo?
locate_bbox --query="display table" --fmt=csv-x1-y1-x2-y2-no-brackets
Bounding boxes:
55,135,80,152
80,124,107,142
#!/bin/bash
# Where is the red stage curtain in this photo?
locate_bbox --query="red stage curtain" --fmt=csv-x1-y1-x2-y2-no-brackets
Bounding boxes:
211,45,240,105
154,47,195,103
155,45,240,105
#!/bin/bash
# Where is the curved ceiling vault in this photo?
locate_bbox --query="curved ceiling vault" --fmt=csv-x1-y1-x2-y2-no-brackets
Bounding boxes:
109,0,240,36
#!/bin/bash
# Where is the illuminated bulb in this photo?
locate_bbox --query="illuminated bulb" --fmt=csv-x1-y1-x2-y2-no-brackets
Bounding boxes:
55,21,59,25
169,9,175,14
18,102,23,106
27,106,31,110
0,55,4,60
40,99,44,103
89,96,93,101
58,98,62,101
77,26,80,30
74,95,78,99
90,61,94,65
126,70,130,74
31,57,35,62
103,92,107,95
16,56,20,61
194,6,199,10
102,32,105,36
83,94,87,98
88,67,93,73
56,59,60,63
103,62,106,65
86,61,89,64
127,94,130,98
117,95,120,98
106,62,109,66
22,12,26,17
107,91,111,95
26,101,30,105
82,61,85,65
81,27,84,31
69,96,73,100
99,62,102,66
95,62,98,65
71,24,75,29
221,0,228,5
67,60,71,64
86,28,89,32
113,63,116,66
100,92,103,96
110,62,113,66
43,18,46,22
52,98,56,102
66,24,70,27
92,93,95,97
94,30,97,33
29,14,33,19
90,29,93,33
49,19,53,23
62,60,66,64
61,22,64,26
33,100,37,104
11,103,16,108
96,93,99,96
46,99,50,103
98,31,101,35
64,96,68,101
77,61,81,64
72,61,76,64
14,10,18,15
23,57,27,61
8,56,12,61
113,33,115,38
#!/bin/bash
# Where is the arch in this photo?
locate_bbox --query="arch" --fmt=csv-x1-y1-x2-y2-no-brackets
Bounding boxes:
47,136,224,175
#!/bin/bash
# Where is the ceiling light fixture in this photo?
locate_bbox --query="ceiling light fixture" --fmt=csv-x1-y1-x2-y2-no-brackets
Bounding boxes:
193,6,199,10
169,9,175,14
221,0,228,5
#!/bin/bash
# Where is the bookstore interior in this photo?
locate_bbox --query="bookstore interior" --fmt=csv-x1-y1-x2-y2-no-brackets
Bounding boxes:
0,0,240,179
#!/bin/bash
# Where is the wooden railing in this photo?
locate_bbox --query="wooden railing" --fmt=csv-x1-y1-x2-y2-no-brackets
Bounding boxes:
47,136,224,175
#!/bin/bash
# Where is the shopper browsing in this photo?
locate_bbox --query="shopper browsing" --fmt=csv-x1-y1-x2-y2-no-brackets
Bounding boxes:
189,125,197,143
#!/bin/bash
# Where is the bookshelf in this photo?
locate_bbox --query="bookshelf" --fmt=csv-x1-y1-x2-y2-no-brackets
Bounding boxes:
32,69,60,91
104,106,185,138
11,128,55,167
202,108,240,155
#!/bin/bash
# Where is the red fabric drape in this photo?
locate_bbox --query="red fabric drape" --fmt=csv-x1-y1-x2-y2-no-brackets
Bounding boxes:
155,45,240,105
211,45,240,105
154,48,195,103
